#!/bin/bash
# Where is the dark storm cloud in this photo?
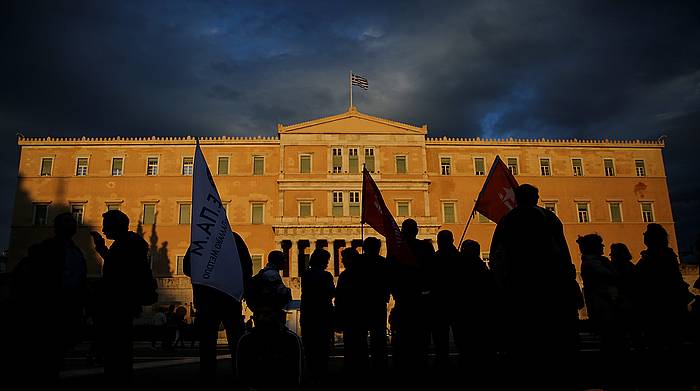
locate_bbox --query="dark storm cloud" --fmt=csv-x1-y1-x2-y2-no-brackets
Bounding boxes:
1,0,699,250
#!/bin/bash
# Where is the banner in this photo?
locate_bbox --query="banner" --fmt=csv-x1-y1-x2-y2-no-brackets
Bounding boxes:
189,141,244,300
474,155,519,223
361,167,413,264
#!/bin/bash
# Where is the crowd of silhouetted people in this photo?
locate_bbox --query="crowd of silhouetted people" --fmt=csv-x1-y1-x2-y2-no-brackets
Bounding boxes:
1,184,699,390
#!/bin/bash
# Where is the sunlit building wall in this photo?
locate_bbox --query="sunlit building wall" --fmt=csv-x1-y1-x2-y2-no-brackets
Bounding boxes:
10,108,676,304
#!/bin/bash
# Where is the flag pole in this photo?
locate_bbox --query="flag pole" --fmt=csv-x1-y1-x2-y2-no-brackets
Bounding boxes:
458,203,477,249
360,163,365,247
349,71,353,109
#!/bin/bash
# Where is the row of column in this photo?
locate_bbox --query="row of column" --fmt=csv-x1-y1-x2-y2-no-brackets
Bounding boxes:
278,238,367,278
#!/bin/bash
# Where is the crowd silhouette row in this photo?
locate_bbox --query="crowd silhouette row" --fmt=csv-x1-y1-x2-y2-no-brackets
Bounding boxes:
1,184,699,390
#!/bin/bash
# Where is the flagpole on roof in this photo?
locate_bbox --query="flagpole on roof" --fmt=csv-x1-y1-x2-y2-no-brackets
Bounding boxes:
349,71,353,109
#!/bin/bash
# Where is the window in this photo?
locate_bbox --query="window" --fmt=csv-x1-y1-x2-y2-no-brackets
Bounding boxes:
251,203,264,224
112,158,124,176
609,202,622,223
604,159,615,176
147,157,159,176
40,158,53,176
253,156,264,176
397,201,410,217
182,157,194,176
474,158,485,176
332,148,342,173
71,204,84,225
299,201,312,217
572,159,583,176
300,154,311,174
443,202,456,223
332,191,344,217
33,204,49,225
179,203,191,224
396,156,407,174
176,256,185,276
540,158,551,176
143,203,156,225
577,203,590,223
364,148,375,172
507,157,518,176
251,255,264,273
348,148,359,174
349,191,360,217
635,160,646,177
641,202,655,223
217,157,229,175
477,212,490,223
76,158,88,176
440,157,452,176
106,203,121,211
543,202,557,215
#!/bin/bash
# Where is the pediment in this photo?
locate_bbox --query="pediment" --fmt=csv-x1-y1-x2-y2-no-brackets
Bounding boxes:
277,107,427,135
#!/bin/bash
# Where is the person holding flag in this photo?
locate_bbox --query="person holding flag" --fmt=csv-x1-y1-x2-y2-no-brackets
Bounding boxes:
488,183,582,388
361,167,433,379
184,140,253,384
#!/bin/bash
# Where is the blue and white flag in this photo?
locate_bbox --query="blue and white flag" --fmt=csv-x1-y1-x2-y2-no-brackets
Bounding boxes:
189,140,244,300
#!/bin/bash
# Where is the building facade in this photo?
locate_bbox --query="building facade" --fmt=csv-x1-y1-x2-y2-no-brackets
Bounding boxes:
10,107,677,304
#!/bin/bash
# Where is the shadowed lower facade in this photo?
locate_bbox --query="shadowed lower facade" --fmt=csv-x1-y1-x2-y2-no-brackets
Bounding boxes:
9,107,678,305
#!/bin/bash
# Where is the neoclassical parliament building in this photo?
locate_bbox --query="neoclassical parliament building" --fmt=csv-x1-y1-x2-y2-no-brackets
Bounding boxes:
10,107,676,303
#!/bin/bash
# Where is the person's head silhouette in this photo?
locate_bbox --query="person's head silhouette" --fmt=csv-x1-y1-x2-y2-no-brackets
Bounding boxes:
576,234,604,256
515,184,539,207
341,247,359,269
267,250,285,271
309,249,330,271
643,223,668,249
54,212,78,240
101,210,129,240
437,230,454,251
460,239,480,259
610,243,632,263
401,218,418,240
363,237,381,257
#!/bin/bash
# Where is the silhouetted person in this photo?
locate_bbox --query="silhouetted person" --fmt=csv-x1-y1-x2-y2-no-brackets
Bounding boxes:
6,212,87,383
237,251,297,390
430,230,459,369
183,230,253,385
90,210,149,384
300,248,335,387
578,234,625,389
489,184,581,388
457,239,497,380
635,224,691,389
361,237,390,372
336,247,370,377
610,243,640,344
388,218,434,382
236,305,303,391
248,250,292,324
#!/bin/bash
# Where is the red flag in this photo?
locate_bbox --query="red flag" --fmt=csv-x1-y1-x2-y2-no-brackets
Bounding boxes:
361,167,409,262
474,155,519,223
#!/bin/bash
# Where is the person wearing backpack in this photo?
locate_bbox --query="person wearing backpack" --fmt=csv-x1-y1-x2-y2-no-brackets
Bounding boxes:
247,250,292,324
90,209,151,384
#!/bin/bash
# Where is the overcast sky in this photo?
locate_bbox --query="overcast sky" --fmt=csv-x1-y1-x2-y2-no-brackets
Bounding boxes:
1,0,699,253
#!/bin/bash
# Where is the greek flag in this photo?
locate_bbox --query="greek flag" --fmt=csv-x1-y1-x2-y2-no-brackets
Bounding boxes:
351,74,369,90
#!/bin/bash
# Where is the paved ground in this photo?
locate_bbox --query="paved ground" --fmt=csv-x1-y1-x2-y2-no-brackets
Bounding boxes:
55,331,700,390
